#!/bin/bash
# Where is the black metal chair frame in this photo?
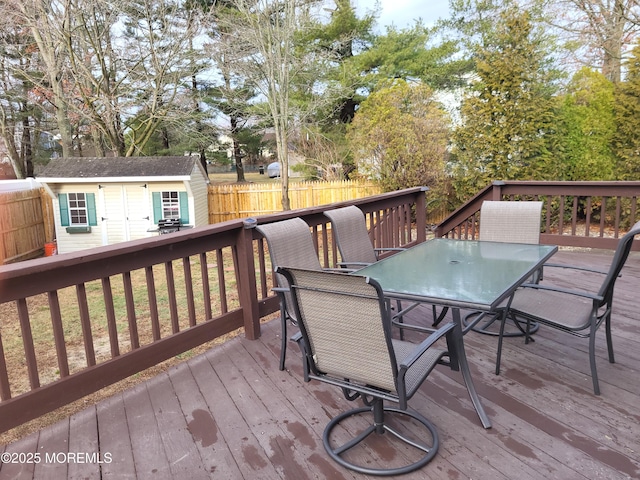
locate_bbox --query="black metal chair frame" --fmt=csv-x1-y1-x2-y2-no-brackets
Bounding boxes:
277,266,462,476
496,221,640,395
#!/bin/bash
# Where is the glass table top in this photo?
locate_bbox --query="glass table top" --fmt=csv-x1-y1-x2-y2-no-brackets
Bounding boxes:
353,238,557,310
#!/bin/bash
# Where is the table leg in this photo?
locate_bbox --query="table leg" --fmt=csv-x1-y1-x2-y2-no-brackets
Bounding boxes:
452,308,492,429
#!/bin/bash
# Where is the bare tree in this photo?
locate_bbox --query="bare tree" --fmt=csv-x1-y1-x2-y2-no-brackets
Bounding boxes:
7,0,212,158
215,0,329,210
15,0,75,156
539,0,640,83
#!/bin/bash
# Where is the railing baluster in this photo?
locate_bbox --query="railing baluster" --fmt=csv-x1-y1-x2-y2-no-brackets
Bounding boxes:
17,298,39,389
0,330,11,400
571,196,578,236
558,196,565,235
217,249,228,314
600,196,607,237
122,272,139,350
585,197,592,237
48,290,69,377
183,257,196,327
614,197,621,237
200,252,212,321
165,261,179,334
102,277,120,358
145,266,161,341
76,283,96,366
320,225,330,268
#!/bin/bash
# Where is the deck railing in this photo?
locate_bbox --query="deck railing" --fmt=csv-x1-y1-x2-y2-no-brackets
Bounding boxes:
2,180,638,434
0,187,427,433
435,181,640,250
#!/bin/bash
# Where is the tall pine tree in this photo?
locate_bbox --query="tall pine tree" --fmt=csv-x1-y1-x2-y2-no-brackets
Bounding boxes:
450,7,559,201
558,68,616,181
613,41,640,180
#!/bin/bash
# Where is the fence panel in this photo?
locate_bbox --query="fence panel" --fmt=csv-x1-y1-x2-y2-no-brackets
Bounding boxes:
0,189,53,264
208,180,381,223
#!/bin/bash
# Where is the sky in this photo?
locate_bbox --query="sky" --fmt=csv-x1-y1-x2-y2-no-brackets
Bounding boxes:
355,0,451,30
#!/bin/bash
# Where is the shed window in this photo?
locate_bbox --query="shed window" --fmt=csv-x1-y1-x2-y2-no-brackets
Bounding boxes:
152,191,189,225
69,193,88,225
58,192,97,227
162,191,180,219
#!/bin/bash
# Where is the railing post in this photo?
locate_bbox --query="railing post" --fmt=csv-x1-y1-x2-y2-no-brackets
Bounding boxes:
237,218,261,340
491,181,505,201
416,187,429,243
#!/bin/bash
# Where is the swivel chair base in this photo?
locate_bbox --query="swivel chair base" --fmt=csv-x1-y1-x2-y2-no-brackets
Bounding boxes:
323,400,438,476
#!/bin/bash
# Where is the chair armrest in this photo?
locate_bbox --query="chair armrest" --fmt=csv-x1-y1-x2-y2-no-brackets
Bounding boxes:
374,247,406,253
543,263,610,276
399,322,455,369
336,262,371,270
518,283,604,303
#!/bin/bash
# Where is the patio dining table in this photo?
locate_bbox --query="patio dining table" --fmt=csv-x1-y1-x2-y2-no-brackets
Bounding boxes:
352,238,558,430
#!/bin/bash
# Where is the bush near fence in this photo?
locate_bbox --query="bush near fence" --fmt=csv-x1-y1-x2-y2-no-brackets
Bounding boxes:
208,180,383,223
0,188,54,264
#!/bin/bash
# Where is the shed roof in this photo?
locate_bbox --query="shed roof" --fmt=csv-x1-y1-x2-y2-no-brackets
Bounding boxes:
38,156,202,181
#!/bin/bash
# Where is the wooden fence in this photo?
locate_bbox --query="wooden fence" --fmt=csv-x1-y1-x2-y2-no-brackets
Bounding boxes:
0,189,54,264
208,180,382,223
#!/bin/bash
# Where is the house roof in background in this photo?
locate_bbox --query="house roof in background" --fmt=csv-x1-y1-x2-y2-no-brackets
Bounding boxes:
37,156,202,181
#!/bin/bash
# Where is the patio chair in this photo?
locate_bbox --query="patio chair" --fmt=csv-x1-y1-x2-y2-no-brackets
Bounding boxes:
276,266,458,476
464,200,543,336
323,205,404,270
496,220,640,395
255,217,323,371
324,205,435,329
478,200,543,245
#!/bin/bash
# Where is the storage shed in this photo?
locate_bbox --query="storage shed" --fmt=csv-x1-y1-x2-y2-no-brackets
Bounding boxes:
38,156,210,254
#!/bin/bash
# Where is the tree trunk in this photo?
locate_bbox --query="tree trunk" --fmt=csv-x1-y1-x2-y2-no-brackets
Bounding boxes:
230,115,245,182
21,116,33,177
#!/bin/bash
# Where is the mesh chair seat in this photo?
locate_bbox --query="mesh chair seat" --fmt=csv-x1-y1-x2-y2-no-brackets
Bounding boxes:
392,340,447,396
507,287,596,330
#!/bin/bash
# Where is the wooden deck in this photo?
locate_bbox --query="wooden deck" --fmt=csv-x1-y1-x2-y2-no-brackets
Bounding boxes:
1,249,639,480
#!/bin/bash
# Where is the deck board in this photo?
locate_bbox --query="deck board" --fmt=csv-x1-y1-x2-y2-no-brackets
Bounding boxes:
1,249,639,480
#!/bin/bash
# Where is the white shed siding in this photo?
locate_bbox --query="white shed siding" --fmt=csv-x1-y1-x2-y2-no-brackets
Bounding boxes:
54,184,103,254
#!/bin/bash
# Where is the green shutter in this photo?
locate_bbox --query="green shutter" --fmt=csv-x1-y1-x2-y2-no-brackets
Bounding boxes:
152,192,162,224
86,193,97,226
59,193,69,226
179,191,189,224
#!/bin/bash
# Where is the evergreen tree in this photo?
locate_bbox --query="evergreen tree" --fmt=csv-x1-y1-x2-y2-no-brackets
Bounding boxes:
450,7,559,201
613,41,640,180
558,68,616,181
346,79,450,194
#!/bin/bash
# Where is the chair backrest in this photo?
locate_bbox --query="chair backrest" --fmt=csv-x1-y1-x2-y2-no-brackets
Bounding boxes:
479,201,543,244
324,205,378,265
278,267,398,393
598,220,640,306
255,218,322,316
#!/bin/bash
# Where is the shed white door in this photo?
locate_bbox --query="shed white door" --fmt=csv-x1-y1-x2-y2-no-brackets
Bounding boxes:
100,184,151,245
